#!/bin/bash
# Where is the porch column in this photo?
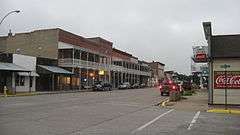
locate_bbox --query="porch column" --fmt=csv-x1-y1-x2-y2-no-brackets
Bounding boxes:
87,52,89,86
52,74,55,91
79,51,82,90
121,72,123,84
12,72,16,94
79,68,81,90
71,68,74,90
29,72,31,92
113,71,115,88
72,48,75,65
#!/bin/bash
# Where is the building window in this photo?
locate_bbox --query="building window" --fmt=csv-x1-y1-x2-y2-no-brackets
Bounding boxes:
16,75,25,86
66,77,71,85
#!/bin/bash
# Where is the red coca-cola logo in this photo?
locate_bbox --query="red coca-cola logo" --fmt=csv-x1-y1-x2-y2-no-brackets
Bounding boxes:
214,71,240,89
196,53,206,59
215,75,240,85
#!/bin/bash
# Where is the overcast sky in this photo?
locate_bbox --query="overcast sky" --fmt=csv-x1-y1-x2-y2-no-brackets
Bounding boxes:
1,0,240,74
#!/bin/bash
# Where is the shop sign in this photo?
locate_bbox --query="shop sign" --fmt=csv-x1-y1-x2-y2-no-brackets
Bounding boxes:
214,71,240,89
192,46,208,62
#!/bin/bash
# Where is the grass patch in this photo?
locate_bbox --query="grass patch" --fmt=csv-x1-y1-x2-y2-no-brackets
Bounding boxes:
182,90,195,96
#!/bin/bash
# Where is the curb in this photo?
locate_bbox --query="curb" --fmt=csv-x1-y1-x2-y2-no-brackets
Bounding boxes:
0,90,93,98
207,109,240,114
155,98,169,107
161,99,170,107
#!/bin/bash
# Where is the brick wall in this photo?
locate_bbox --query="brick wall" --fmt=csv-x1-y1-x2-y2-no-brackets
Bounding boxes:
5,29,59,59
112,48,131,61
58,29,112,57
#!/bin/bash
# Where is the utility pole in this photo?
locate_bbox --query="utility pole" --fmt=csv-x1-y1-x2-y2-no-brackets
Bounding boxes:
220,64,230,110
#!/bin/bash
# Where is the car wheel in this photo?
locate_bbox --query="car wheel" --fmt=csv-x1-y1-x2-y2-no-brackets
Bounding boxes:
161,92,164,96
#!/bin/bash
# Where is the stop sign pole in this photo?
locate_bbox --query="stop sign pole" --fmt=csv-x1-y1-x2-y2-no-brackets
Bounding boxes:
220,64,230,110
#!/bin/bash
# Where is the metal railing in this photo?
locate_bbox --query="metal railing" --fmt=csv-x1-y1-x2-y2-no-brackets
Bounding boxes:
58,58,110,70
58,58,151,76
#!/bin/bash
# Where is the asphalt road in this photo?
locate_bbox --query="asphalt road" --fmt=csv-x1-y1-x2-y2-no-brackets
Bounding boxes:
0,88,239,135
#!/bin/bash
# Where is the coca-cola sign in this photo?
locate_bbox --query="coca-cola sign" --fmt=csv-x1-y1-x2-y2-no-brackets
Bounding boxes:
214,71,240,89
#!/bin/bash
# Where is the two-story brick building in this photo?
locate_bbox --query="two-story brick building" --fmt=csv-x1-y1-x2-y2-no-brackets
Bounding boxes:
148,61,165,86
111,48,151,88
0,28,151,91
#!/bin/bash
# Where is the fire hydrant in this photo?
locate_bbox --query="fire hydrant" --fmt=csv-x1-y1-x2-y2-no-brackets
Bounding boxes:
4,86,8,97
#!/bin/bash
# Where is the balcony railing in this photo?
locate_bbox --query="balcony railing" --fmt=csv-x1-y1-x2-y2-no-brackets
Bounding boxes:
58,58,151,76
58,58,110,70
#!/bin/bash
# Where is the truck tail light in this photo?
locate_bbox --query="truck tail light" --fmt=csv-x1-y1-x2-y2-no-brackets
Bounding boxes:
171,85,177,90
159,85,163,90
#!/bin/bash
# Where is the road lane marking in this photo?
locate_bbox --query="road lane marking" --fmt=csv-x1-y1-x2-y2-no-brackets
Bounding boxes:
187,111,200,130
131,109,174,134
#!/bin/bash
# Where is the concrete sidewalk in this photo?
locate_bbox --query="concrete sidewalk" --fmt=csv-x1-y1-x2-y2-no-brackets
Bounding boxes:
165,89,209,112
0,89,93,97
164,89,240,114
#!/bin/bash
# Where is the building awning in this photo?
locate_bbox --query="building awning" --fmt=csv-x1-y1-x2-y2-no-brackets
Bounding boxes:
30,72,39,76
0,62,29,71
38,65,73,74
17,72,39,77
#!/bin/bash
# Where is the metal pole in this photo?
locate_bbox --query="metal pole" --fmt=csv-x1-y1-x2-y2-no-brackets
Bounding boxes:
224,68,227,110
0,10,20,26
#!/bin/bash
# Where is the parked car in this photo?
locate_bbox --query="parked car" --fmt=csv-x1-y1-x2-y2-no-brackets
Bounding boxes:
118,82,131,89
93,82,112,91
81,85,92,89
131,83,140,89
140,83,146,88
159,79,180,96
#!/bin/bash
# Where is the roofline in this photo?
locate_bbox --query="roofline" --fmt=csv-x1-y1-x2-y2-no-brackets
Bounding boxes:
9,28,60,36
212,34,240,37
150,61,165,66
212,56,240,59
112,48,132,57
87,37,113,45
58,29,109,48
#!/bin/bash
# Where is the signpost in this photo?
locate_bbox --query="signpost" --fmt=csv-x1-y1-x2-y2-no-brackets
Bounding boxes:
220,64,230,110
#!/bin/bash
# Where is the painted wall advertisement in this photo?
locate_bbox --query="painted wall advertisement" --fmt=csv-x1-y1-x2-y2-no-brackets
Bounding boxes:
214,71,240,89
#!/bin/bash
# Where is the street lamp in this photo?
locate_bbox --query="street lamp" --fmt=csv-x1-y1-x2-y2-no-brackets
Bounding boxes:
0,10,20,26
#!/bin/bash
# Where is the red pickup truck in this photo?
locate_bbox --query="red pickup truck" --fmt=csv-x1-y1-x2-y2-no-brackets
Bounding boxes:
159,80,180,96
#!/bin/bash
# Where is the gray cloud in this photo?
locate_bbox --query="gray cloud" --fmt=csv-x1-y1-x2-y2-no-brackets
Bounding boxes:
1,0,240,74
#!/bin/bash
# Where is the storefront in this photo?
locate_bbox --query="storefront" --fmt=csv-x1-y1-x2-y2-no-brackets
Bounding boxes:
36,65,73,91
0,62,31,93
203,22,240,105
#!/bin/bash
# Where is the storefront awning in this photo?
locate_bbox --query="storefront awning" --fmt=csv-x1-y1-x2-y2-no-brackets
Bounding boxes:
0,62,29,71
17,72,39,77
38,65,73,74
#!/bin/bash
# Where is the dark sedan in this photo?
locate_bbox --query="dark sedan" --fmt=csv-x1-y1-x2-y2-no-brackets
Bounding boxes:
93,82,112,91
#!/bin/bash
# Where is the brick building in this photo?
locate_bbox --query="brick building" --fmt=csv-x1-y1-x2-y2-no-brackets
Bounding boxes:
111,48,151,88
148,61,165,86
0,28,151,91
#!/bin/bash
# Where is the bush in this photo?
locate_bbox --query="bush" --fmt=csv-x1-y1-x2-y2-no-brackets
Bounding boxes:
182,90,195,96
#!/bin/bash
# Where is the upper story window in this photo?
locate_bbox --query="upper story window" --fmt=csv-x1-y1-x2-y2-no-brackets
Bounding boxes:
58,49,73,59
